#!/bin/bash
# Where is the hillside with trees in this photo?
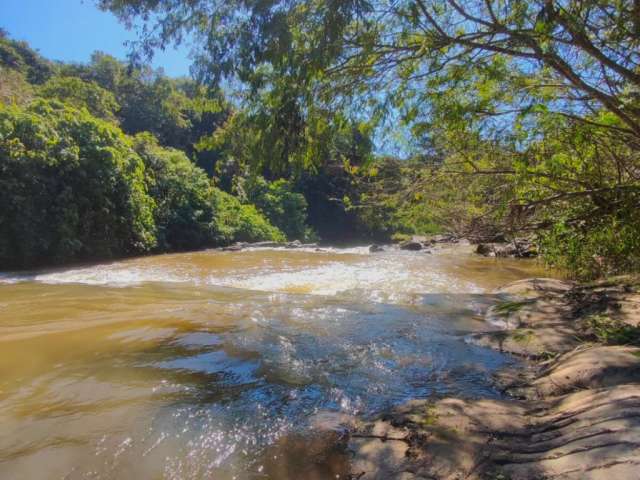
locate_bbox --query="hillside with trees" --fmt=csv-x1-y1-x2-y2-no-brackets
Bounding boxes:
3,0,640,279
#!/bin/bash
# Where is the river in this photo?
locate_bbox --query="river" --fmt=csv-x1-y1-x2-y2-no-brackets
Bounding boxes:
0,244,552,479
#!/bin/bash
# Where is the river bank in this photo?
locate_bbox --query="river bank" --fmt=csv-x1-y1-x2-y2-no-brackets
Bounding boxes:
347,276,640,479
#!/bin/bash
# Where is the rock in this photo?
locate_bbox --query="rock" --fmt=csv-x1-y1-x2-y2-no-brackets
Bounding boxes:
516,345,640,399
247,241,283,248
513,238,538,258
493,243,518,257
475,243,495,256
432,233,458,243
285,240,302,248
261,429,350,479
399,240,422,251
348,277,640,479
369,244,385,253
475,239,538,258
221,243,244,251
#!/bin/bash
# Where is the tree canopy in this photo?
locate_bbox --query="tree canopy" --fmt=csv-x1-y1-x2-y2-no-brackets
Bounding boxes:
96,0,640,278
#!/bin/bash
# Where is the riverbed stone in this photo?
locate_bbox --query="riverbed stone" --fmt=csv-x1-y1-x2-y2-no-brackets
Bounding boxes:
475,239,538,258
399,240,422,251
348,277,640,479
514,345,640,399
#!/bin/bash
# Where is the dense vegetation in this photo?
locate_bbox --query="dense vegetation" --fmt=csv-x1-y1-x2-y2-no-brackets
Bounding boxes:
3,0,640,280
94,0,640,280
0,33,287,268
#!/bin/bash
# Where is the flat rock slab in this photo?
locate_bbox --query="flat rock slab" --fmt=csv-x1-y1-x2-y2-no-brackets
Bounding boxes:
349,384,640,480
347,278,640,480
513,345,640,399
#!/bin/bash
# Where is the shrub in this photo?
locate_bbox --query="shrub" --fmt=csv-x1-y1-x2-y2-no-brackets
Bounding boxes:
539,196,640,280
0,100,156,268
133,133,217,251
38,76,120,122
211,188,285,244
244,176,311,240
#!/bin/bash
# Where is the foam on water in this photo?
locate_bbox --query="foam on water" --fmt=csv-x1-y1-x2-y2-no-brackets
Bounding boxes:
0,247,484,305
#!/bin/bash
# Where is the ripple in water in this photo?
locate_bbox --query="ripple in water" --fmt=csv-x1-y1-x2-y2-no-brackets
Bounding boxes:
0,246,552,479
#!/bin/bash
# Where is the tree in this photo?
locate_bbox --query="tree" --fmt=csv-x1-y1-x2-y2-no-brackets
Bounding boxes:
0,100,156,268
92,1,640,276
38,76,120,121
133,133,217,250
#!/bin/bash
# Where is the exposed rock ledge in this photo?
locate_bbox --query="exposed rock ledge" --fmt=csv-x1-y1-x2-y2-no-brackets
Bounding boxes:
347,277,640,479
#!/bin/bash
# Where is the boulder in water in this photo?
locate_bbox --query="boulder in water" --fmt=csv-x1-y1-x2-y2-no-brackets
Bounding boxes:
222,243,244,251
475,239,538,258
399,240,422,251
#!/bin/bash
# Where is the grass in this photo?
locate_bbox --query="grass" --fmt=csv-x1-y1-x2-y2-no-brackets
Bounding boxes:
493,299,535,316
511,329,535,344
415,403,439,427
585,314,640,346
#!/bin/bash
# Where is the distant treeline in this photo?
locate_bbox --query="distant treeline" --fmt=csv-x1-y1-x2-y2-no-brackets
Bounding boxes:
0,33,412,269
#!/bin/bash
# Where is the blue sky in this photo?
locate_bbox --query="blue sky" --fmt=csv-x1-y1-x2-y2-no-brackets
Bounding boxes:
0,0,192,77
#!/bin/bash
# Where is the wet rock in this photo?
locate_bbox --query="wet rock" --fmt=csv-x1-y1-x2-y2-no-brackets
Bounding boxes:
475,243,495,256
475,239,538,258
286,240,302,248
513,238,538,257
349,420,411,480
247,241,283,248
431,233,459,243
399,240,422,251
262,429,351,479
284,240,319,249
369,244,385,253
221,243,244,251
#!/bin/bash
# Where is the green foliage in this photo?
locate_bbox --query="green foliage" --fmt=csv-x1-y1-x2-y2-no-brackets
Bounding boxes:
540,209,640,280
585,314,640,346
242,176,311,241
61,52,228,164
0,67,34,106
38,76,120,121
99,0,640,280
0,32,53,84
133,133,216,251
211,188,285,244
0,100,156,268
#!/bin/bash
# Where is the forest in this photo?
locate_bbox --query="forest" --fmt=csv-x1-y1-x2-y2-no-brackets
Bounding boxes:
2,1,640,279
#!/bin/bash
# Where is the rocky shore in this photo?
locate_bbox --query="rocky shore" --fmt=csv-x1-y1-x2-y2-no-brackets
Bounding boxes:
346,276,640,479
217,233,539,259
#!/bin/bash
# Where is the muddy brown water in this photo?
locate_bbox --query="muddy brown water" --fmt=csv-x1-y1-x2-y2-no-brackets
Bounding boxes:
0,245,553,479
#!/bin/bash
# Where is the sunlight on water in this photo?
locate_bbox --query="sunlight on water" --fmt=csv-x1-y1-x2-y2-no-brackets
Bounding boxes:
0,245,553,479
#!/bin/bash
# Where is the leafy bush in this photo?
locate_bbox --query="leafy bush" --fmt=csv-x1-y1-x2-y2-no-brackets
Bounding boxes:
243,176,311,240
0,33,53,84
211,188,285,244
539,193,640,280
585,314,640,346
0,100,156,268
0,68,34,106
133,133,216,251
38,76,120,121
